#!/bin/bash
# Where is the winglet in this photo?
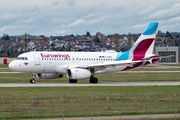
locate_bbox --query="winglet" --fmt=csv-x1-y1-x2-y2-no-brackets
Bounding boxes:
142,22,158,35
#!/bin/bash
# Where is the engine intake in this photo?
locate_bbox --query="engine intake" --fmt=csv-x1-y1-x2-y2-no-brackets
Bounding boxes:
67,68,93,79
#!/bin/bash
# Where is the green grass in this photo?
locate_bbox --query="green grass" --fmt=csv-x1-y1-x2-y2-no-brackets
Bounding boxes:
0,86,180,119
0,69,14,72
0,64,180,119
0,64,9,68
0,72,180,83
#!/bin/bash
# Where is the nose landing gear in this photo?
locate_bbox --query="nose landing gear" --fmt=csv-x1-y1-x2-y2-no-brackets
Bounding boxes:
30,73,36,84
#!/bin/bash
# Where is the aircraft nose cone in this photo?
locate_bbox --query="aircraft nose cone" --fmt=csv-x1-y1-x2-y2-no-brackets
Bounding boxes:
8,62,15,70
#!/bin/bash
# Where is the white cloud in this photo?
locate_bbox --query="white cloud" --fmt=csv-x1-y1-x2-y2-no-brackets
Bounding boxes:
0,0,180,36
16,18,36,24
138,6,154,16
149,3,180,20
67,19,85,27
132,24,147,29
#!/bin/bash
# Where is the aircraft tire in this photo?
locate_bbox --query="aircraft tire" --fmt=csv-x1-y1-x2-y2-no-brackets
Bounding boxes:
69,79,77,83
32,79,35,84
90,77,98,83
30,79,35,84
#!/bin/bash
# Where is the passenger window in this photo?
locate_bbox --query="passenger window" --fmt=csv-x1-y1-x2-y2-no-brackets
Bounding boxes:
21,57,24,60
25,57,28,60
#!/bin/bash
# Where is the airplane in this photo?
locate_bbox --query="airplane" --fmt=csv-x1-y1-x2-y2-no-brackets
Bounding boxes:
9,22,167,84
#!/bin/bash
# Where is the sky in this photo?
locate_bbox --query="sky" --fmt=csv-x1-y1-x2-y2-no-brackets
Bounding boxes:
0,0,180,36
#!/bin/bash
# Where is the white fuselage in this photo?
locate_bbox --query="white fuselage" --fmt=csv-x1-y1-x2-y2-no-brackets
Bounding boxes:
9,51,128,74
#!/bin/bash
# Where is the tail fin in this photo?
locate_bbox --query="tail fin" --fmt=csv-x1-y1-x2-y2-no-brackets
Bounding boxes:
129,22,159,61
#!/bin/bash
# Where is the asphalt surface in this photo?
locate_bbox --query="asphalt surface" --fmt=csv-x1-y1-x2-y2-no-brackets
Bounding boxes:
24,114,180,120
0,82,180,87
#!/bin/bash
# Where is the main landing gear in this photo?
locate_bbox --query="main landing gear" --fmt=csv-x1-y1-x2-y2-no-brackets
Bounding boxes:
69,77,98,83
30,73,36,84
90,77,98,83
69,79,78,83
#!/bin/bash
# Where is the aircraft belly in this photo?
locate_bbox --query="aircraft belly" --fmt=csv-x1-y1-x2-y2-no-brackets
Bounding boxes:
105,66,126,73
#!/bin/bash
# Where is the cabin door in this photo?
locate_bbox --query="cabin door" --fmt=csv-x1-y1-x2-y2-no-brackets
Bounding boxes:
34,53,40,65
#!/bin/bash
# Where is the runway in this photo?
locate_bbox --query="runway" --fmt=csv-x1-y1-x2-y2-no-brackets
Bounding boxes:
1,71,180,74
0,82,180,87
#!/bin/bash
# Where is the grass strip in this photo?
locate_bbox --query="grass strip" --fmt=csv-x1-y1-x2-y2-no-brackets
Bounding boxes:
0,72,180,83
0,86,180,119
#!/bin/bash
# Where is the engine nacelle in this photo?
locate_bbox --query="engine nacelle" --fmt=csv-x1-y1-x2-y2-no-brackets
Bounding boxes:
36,73,63,79
67,68,93,79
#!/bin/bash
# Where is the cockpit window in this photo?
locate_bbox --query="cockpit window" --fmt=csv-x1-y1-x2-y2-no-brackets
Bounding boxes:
16,57,21,60
16,57,28,60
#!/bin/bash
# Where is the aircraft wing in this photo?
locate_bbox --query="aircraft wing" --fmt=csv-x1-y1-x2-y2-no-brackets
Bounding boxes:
75,60,142,71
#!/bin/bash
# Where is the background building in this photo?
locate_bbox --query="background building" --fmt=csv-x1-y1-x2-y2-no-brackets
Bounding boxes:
155,46,180,64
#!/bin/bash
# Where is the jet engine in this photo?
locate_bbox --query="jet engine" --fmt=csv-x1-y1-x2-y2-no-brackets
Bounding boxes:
36,73,63,79
67,68,93,79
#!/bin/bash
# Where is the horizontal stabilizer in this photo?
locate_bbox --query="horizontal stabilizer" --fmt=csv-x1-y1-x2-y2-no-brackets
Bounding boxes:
143,55,174,61
142,55,174,63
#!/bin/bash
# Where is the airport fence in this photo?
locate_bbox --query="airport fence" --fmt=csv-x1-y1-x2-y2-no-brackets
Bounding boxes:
0,94,180,120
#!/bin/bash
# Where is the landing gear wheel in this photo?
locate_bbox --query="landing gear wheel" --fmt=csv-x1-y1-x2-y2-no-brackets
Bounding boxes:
30,79,35,84
69,79,78,83
90,77,98,83
30,73,36,84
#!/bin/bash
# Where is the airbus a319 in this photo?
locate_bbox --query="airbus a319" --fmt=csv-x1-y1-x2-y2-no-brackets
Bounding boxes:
9,22,167,84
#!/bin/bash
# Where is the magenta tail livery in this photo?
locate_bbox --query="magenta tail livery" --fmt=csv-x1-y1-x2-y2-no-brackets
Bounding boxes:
9,22,167,83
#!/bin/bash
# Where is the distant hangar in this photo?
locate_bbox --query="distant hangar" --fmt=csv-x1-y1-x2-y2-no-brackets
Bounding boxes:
155,46,180,64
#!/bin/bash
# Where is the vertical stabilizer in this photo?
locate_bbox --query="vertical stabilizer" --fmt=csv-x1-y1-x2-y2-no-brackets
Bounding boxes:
129,22,159,61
